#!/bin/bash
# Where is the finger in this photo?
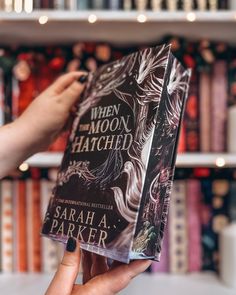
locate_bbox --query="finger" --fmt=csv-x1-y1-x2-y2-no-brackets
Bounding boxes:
91,254,109,278
86,260,152,295
82,250,93,284
45,238,80,295
52,72,87,95
58,75,88,109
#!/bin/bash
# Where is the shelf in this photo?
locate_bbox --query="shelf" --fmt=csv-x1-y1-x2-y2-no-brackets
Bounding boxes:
0,272,235,295
25,152,236,168
0,10,236,45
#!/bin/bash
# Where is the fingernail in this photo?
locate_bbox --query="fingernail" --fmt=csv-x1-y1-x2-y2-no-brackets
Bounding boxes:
66,237,77,252
78,75,88,84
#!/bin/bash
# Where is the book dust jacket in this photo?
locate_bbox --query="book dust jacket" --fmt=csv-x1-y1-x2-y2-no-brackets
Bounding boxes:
42,45,191,263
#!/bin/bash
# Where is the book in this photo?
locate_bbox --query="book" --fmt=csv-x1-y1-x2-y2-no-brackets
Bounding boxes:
211,61,227,152
186,179,202,272
169,181,188,273
0,180,14,272
13,180,27,272
42,45,191,263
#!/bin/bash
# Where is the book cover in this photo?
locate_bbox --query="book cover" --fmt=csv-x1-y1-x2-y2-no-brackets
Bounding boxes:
42,45,191,263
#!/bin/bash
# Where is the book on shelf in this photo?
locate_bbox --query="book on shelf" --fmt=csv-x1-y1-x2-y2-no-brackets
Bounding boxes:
41,44,191,263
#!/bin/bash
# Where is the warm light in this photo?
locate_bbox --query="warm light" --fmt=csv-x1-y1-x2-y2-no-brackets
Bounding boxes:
88,14,97,23
19,162,29,172
14,0,23,13
137,14,147,23
215,157,226,168
186,12,196,22
24,0,33,13
39,15,48,25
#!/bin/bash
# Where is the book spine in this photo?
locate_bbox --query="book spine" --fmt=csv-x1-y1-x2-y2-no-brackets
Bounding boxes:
227,105,236,153
53,0,65,9
15,181,27,272
209,0,218,10
135,0,148,10
11,76,20,121
151,0,162,10
1,180,14,272
92,0,104,9
169,181,188,274
186,179,202,272
108,0,120,9
26,179,33,272
229,0,236,9
32,179,41,272
199,71,211,152
77,0,89,9
123,0,132,10
211,61,227,152
197,0,207,10
65,0,78,10
185,71,200,152
151,224,169,272
4,0,13,12
33,0,41,9
40,179,59,273
0,69,4,126
166,0,178,11
228,181,236,221
177,122,186,153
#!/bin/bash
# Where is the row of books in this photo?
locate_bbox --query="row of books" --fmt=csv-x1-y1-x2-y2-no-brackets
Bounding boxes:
0,0,232,12
1,168,236,273
0,37,236,152
153,177,236,273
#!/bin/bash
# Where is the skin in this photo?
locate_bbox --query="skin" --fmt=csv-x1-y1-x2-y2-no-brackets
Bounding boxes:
0,71,152,294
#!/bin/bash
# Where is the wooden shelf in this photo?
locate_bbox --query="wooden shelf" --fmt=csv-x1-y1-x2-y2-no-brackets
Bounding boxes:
0,272,235,295
25,152,236,168
0,10,236,45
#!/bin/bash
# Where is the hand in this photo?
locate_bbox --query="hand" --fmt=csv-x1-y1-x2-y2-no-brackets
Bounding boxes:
45,238,151,295
0,72,87,178
16,71,88,151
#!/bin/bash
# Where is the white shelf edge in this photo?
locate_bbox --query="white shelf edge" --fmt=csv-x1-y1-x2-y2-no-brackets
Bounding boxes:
0,10,236,22
25,152,236,168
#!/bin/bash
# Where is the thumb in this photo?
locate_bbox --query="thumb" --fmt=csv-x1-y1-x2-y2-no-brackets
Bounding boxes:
45,238,80,295
58,74,88,110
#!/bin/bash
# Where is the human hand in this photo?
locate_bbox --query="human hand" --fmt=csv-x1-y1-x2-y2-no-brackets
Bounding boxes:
45,238,151,295
16,71,88,151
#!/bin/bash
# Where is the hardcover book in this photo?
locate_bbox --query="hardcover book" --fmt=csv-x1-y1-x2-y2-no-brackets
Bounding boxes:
42,45,191,263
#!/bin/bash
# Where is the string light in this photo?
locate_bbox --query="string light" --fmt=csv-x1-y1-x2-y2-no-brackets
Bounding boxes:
137,14,147,23
88,14,97,23
19,162,29,172
186,12,196,22
215,157,226,168
39,15,48,25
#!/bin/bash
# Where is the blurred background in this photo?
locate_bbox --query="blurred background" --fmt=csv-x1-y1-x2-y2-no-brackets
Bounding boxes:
1,1,236,294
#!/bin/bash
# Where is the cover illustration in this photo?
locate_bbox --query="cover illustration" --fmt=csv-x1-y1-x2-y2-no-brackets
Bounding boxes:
42,45,191,263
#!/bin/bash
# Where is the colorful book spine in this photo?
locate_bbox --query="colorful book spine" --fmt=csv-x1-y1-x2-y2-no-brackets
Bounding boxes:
228,181,236,221
1,180,14,272
13,180,27,272
185,71,200,152
186,179,202,272
199,71,211,152
211,61,227,152
169,181,188,274
151,223,169,273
